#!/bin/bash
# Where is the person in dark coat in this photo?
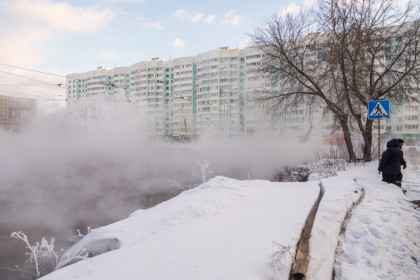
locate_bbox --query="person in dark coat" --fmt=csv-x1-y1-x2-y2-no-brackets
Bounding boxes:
395,139,407,187
378,139,403,186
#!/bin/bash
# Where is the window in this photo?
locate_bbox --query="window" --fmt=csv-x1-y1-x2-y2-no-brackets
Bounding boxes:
246,54,261,60
405,124,419,129
246,62,260,67
405,115,419,120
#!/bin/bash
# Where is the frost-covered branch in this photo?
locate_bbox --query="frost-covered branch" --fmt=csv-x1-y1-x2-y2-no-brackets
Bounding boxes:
193,160,213,184
68,227,91,243
10,229,91,279
10,231,40,278
272,242,293,280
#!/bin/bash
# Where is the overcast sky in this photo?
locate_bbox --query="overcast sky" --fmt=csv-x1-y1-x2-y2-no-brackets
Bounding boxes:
0,0,313,110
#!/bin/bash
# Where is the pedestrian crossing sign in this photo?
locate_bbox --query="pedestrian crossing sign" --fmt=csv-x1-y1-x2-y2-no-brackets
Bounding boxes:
368,100,390,119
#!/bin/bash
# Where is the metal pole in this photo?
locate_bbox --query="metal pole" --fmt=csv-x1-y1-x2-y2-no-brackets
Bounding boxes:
378,119,381,173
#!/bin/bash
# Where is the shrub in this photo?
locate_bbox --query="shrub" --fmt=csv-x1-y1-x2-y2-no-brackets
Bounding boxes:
10,231,88,279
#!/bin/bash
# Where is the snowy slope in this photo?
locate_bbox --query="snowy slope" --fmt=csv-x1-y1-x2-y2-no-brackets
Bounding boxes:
40,163,420,280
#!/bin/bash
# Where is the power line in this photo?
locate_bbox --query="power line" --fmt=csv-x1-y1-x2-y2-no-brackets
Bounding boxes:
0,83,65,87
0,62,77,79
0,89,65,101
0,88,65,99
0,70,64,87
0,84,64,96
0,84,48,86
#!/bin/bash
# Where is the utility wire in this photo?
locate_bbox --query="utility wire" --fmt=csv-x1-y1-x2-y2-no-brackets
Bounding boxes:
0,62,77,79
0,70,64,87
0,84,64,96
0,89,65,100
0,88,65,98
0,84,51,86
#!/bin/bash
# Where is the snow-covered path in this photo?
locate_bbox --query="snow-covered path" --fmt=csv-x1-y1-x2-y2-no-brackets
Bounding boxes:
328,164,420,280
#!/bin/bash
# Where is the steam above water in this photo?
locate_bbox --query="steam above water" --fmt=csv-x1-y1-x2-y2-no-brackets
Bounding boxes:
0,100,313,242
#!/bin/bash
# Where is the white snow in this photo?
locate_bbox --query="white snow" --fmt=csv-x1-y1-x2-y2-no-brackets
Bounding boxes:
331,165,420,280
40,162,420,280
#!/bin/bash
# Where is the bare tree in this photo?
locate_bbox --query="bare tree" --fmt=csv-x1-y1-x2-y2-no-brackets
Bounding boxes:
250,0,420,162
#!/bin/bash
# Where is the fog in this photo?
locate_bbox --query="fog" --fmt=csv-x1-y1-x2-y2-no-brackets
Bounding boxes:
0,100,315,277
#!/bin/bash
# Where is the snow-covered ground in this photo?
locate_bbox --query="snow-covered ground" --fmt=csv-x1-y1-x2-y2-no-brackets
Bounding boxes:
40,161,420,280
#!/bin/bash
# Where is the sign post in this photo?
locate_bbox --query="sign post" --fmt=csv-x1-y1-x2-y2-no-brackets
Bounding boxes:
368,100,390,169
378,119,380,166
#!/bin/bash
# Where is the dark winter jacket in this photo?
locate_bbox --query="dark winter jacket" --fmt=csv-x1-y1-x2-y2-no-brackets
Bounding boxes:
399,148,407,169
378,139,403,174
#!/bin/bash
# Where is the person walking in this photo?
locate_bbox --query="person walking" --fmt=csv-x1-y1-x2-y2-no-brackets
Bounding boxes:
378,138,403,187
395,139,407,187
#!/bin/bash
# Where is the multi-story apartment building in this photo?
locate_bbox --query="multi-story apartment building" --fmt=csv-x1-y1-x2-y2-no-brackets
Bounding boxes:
67,47,286,140
0,95,37,132
380,103,420,143
67,45,420,142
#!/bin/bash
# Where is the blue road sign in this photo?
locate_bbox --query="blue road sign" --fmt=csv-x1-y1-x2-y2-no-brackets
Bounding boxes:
368,100,390,119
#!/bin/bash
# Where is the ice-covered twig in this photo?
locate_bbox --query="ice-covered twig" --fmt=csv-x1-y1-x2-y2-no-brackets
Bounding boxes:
11,231,40,277
68,227,91,243
193,160,213,183
271,242,293,280
55,248,88,270
168,176,186,190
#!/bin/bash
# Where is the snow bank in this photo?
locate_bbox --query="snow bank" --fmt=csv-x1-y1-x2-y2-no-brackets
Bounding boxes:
39,163,420,280
41,177,321,280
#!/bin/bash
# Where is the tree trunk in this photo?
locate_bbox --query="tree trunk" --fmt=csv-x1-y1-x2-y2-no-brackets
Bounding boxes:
362,119,373,161
339,115,357,162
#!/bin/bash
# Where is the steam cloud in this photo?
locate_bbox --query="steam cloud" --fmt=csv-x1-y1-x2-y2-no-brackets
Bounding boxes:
0,100,314,274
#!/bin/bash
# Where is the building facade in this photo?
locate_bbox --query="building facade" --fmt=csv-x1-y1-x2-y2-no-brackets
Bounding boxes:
67,45,420,142
67,47,286,140
0,95,37,132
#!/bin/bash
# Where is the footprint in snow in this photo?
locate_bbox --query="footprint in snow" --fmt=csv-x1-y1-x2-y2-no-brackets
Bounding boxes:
361,216,374,224
380,216,390,223
388,227,398,234
362,240,378,256
367,226,383,239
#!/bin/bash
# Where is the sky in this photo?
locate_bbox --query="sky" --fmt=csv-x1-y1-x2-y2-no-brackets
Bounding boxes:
0,0,313,111
27,161,420,280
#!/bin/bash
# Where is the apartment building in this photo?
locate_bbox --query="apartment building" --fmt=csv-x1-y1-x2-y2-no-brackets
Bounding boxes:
378,103,420,143
67,47,286,140
0,95,37,132
67,44,419,141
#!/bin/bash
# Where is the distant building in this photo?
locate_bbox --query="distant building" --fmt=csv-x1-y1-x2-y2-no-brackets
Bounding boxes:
66,47,287,139
0,95,37,132
375,103,420,144
67,42,420,141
